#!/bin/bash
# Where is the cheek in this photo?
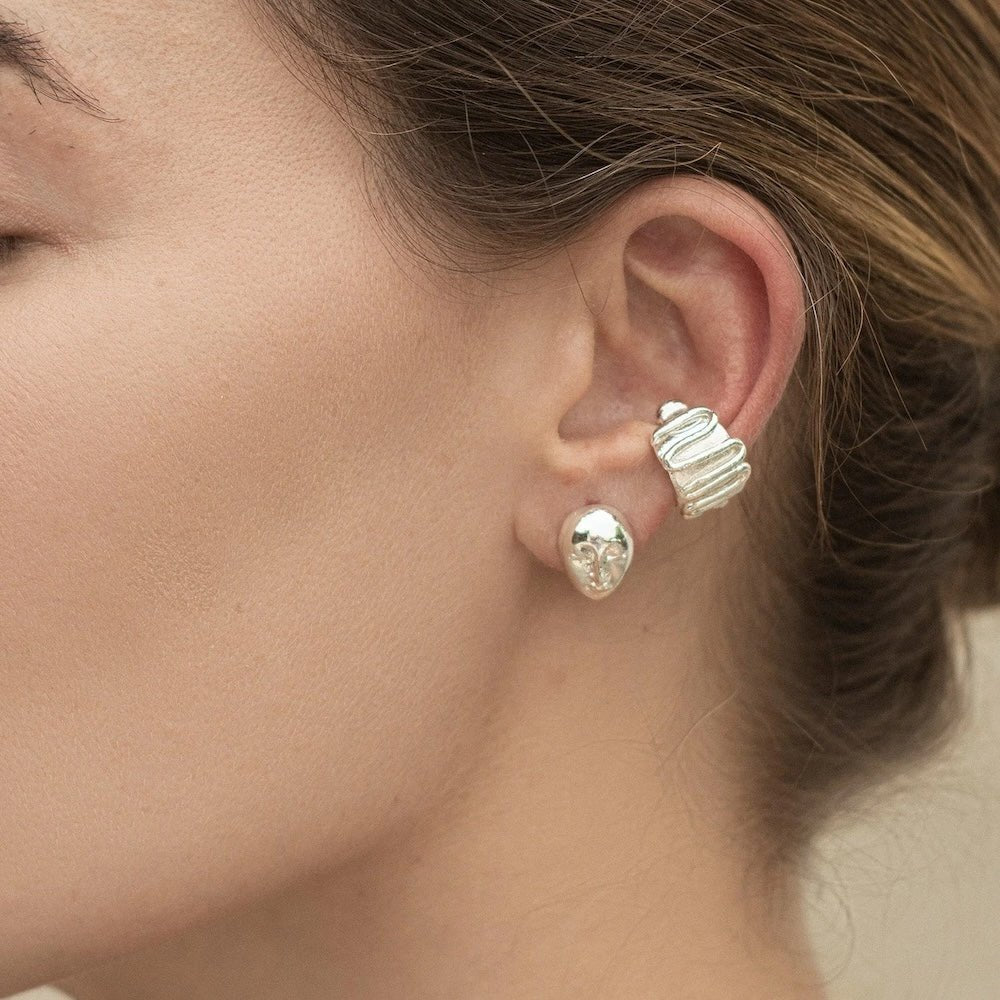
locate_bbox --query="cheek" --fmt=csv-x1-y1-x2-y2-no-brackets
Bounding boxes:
0,232,519,981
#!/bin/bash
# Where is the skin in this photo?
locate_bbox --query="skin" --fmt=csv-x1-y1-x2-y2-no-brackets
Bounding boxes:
0,2,826,997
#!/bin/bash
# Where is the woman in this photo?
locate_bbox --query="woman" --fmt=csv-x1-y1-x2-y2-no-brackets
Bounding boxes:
2,1,997,997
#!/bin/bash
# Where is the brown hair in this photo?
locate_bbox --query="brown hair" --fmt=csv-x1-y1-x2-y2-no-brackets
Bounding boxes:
251,0,1000,877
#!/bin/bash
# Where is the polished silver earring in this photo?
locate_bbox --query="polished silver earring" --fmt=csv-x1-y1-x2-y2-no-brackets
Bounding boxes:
558,402,747,598
558,504,634,600
650,401,750,518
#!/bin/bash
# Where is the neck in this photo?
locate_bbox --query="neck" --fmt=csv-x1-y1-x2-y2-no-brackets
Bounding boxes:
58,567,827,1000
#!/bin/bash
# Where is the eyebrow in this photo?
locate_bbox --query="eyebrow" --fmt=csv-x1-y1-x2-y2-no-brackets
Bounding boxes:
0,14,109,118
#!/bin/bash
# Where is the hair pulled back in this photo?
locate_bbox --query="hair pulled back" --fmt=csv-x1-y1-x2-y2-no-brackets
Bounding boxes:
252,0,1000,876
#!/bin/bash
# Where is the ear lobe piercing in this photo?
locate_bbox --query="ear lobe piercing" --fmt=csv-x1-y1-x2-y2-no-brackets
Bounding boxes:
559,504,634,600
558,401,751,598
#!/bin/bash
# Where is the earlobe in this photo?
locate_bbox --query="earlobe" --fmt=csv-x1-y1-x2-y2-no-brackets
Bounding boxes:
512,173,807,589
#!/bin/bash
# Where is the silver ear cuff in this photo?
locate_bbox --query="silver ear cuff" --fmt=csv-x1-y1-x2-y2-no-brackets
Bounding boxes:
650,401,751,518
558,401,750,599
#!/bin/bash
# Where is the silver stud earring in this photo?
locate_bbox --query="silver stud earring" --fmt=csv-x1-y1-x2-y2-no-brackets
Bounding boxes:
558,504,634,600
650,400,751,518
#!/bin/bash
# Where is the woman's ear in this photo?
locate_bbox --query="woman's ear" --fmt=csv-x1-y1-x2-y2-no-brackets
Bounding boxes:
512,174,807,576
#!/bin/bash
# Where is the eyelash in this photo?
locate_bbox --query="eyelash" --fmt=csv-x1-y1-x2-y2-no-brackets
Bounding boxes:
0,235,20,263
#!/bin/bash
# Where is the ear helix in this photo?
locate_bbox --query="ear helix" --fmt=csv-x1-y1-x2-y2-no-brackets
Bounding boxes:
558,401,751,599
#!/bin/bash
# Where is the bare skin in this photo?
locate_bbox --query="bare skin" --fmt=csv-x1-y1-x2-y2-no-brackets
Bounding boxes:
0,2,827,997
